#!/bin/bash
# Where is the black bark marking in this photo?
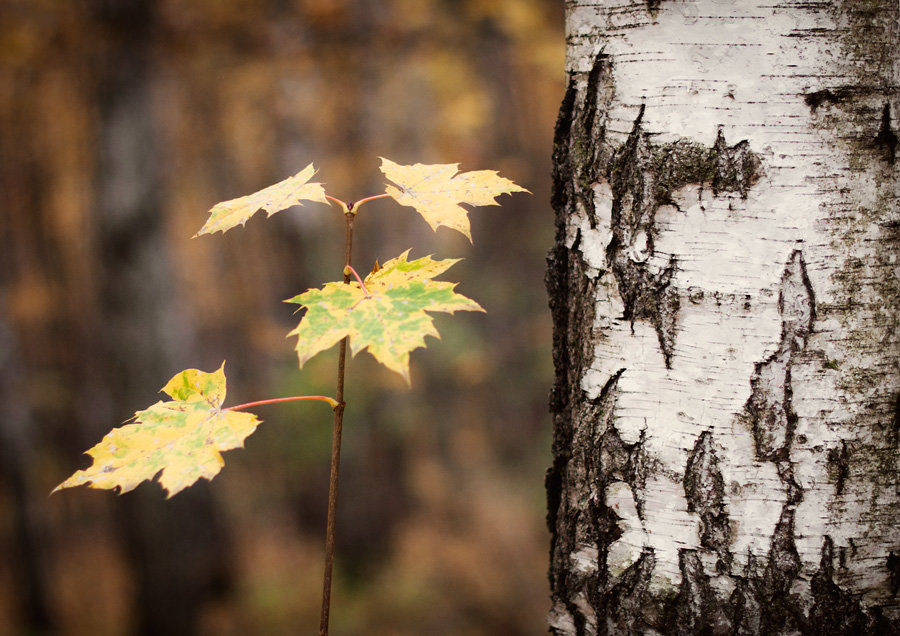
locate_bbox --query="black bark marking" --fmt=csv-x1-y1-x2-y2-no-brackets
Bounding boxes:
778,249,816,345
549,369,628,632
735,251,816,633
776,459,803,506
809,536,867,634
867,608,900,636
874,102,897,164
729,554,763,636
826,440,851,496
802,85,891,111
572,51,616,228
580,369,650,520
664,550,729,635
605,548,657,634
545,247,600,629
560,54,764,371
547,66,607,629
804,87,857,111
626,429,650,519
747,347,793,461
712,129,760,198
605,109,762,368
683,430,733,572
549,367,661,633
764,507,802,595
550,77,578,221
582,370,627,559
581,369,649,557
747,250,815,462
888,551,900,597
760,508,803,634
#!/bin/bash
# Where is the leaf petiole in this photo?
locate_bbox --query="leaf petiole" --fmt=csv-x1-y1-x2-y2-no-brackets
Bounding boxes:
342,265,370,297
348,193,391,211
226,395,339,411
324,195,351,214
325,193,391,215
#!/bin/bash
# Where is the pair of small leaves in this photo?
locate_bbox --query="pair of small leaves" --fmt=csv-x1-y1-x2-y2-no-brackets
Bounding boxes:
195,158,527,240
54,364,260,498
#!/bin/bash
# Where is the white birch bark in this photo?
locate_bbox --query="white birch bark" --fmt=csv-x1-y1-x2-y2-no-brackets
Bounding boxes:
546,1,899,633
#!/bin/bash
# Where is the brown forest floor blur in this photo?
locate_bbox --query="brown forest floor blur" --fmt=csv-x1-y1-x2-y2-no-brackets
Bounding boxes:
0,1,563,634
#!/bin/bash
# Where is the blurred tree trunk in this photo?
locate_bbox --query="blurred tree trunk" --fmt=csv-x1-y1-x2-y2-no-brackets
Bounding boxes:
0,312,54,632
546,1,899,633
88,2,231,634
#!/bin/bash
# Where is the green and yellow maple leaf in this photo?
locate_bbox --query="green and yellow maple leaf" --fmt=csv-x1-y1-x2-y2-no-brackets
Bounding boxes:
53,364,261,498
379,157,528,241
286,251,484,384
195,163,327,236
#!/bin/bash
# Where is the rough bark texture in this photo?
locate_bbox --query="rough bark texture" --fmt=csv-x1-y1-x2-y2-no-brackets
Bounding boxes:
547,1,899,634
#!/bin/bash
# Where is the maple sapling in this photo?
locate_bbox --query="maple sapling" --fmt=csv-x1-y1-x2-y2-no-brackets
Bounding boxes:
54,157,527,635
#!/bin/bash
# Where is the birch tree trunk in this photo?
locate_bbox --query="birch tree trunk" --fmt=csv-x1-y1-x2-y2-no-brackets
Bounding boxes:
546,1,899,633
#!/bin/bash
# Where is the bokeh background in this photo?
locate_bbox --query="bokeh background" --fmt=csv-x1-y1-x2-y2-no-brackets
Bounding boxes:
0,1,563,634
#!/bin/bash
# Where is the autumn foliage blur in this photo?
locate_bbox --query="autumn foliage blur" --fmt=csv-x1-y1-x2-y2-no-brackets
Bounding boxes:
0,0,563,634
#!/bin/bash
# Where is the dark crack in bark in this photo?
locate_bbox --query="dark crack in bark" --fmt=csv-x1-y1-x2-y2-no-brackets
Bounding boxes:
731,251,817,634
804,86,860,111
605,548,658,635
547,64,607,633
747,250,815,463
576,370,627,562
574,370,655,630
664,549,730,635
571,51,616,228
712,129,760,198
605,109,762,368
757,507,803,633
874,102,897,164
729,554,763,635
548,52,657,635
684,430,733,572
546,242,601,633
888,552,900,597
809,536,867,634
599,418,650,520
826,440,851,496
549,51,768,634
549,362,656,634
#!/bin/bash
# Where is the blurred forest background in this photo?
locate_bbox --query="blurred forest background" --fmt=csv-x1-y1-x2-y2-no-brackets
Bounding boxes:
0,1,563,634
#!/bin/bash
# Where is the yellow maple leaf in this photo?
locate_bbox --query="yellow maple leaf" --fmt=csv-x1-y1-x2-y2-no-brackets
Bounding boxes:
380,158,528,241
53,364,261,498
195,163,328,236
286,251,484,384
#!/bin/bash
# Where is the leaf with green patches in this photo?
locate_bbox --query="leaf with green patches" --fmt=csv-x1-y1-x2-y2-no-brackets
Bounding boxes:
53,364,261,498
379,157,528,241
195,163,328,236
286,251,483,383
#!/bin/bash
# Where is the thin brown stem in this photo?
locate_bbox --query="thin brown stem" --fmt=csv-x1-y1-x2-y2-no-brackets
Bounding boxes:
319,211,354,636
226,395,338,411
